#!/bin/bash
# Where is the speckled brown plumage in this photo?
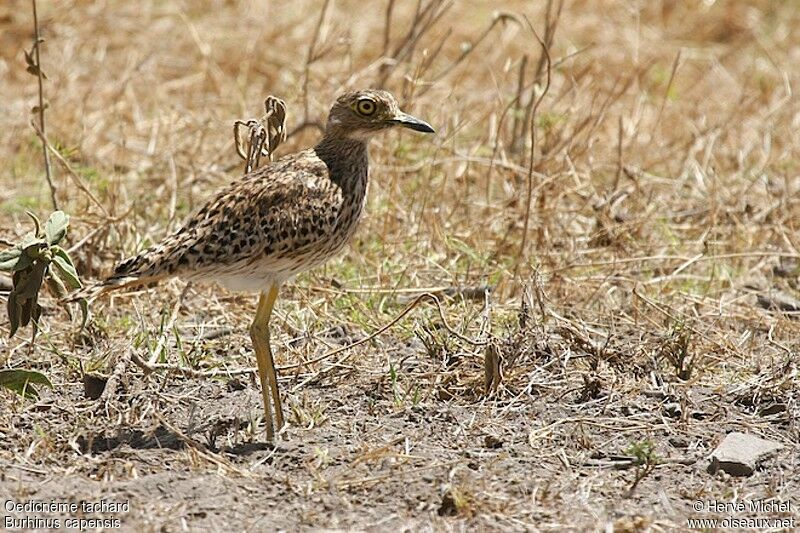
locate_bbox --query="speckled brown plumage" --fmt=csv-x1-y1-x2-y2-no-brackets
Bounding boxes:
83,89,433,441
110,140,368,292
102,90,432,294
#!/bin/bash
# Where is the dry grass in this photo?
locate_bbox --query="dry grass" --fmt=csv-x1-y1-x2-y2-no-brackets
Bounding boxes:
1,0,799,530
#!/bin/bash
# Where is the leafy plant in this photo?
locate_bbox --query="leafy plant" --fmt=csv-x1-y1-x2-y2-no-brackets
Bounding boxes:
0,210,85,338
627,439,660,466
0,368,53,399
625,440,661,494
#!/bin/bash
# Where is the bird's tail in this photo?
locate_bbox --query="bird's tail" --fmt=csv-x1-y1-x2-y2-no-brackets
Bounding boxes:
63,281,106,303
63,274,166,303
63,248,170,303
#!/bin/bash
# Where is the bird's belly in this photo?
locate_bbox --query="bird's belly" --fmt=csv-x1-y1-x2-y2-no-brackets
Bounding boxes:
183,188,366,293
194,225,355,293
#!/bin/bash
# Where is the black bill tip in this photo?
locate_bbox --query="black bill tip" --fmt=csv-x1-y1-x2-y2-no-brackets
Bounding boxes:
393,112,435,133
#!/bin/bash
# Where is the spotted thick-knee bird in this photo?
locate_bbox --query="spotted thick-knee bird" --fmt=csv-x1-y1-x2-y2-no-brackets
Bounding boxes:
76,90,434,440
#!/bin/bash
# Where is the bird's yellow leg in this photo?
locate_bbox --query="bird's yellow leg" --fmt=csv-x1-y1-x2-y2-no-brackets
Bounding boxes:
250,284,284,439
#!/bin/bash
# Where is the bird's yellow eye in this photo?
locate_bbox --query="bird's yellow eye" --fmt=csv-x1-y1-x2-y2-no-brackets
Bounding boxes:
355,98,377,116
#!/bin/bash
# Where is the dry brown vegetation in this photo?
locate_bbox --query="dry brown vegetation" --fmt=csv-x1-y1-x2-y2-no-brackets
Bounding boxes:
1,0,799,530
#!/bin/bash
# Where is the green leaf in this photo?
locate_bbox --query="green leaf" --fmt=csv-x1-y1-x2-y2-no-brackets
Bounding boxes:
21,240,47,262
0,369,53,400
0,248,21,263
45,211,69,245
77,298,90,335
19,297,32,328
45,270,69,299
0,244,45,273
15,261,47,301
51,248,82,289
0,248,33,272
29,301,41,343
19,232,45,249
7,293,20,337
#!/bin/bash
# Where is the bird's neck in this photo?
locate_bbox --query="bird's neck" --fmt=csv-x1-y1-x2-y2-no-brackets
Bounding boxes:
314,135,369,188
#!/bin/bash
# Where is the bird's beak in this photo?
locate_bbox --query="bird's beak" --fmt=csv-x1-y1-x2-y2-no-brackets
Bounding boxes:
390,111,435,133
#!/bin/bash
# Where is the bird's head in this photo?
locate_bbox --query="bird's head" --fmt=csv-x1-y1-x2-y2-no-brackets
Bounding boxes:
325,90,434,141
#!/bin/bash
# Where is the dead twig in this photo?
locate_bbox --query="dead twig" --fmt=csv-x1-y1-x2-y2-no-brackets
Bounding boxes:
422,12,521,93
301,0,333,122
97,348,132,408
30,121,110,217
376,0,452,88
381,0,396,59
152,411,250,477
515,16,553,280
289,292,487,392
27,0,57,209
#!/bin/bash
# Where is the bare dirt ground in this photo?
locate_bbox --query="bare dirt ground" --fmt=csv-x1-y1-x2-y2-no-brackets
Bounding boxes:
1,0,799,531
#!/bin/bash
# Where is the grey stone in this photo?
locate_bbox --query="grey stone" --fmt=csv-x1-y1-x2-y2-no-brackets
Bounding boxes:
708,432,783,476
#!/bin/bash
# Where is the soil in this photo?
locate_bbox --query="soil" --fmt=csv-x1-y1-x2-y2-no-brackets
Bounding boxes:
2,289,797,531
